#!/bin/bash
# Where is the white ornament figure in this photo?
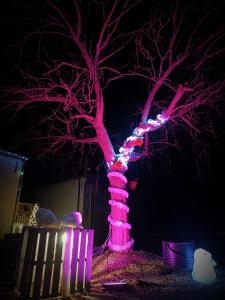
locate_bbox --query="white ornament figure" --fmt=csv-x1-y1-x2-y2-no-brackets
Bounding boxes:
35,208,59,227
28,203,39,226
192,248,217,285
61,211,83,228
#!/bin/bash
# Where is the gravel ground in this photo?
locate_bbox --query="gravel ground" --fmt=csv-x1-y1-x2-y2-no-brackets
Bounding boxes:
88,250,225,300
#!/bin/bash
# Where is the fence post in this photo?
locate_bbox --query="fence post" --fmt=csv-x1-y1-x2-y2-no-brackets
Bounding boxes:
61,227,73,297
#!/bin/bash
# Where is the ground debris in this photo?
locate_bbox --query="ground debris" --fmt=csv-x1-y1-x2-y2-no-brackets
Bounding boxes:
90,249,225,299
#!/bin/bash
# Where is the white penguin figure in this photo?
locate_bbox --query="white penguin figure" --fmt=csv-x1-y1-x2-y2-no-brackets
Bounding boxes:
192,248,217,285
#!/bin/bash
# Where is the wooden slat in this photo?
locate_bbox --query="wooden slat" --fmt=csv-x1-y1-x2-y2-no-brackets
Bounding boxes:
16,227,29,292
61,227,74,297
70,229,81,293
51,231,63,297
20,228,39,299
32,229,47,298
42,229,57,298
77,230,88,291
84,230,94,290
19,228,31,297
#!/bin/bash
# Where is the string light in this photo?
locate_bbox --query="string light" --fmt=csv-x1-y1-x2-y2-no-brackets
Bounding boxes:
107,112,169,252
28,203,39,226
107,170,132,251
109,112,169,169
107,171,127,184
108,187,129,198
107,215,131,229
156,113,168,123
108,200,129,212
108,239,134,252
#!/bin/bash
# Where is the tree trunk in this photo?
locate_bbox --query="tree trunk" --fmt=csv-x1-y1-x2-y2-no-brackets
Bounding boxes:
107,169,133,252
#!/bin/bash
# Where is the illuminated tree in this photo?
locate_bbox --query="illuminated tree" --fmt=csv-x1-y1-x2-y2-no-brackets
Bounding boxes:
4,1,225,252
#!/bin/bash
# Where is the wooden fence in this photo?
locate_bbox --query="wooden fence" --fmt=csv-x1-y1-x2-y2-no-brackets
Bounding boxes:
16,227,94,299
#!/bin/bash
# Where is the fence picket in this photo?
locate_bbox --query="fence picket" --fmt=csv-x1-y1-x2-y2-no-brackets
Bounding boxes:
19,228,38,298
77,230,88,291
51,231,63,297
33,229,47,298
16,227,94,299
42,230,56,298
85,230,94,290
70,229,81,293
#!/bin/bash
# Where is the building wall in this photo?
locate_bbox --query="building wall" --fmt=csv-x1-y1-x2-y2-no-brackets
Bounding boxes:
0,152,25,239
83,177,109,246
22,175,110,246
22,177,86,219
0,150,110,245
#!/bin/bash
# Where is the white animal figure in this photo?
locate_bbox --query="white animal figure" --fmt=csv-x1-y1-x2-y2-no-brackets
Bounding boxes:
192,248,217,285
35,208,59,227
61,211,83,228
35,208,83,229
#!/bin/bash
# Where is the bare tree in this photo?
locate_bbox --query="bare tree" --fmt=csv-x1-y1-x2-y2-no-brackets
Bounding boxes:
3,0,225,252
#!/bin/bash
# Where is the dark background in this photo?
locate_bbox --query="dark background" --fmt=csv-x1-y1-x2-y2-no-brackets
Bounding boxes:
0,0,225,237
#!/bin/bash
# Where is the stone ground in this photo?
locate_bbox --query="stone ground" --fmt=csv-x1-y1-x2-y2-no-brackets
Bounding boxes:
89,250,225,300
1,249,225,300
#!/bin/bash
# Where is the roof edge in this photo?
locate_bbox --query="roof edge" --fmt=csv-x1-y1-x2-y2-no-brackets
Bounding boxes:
0,150,28,161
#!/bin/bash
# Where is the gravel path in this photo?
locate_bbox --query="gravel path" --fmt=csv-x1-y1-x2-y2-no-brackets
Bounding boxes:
89,250,225,300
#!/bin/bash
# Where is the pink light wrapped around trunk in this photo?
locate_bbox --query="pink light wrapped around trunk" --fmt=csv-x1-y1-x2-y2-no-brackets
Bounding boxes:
108,215,131,229
107,169,133,252
108,199,129,213
108,187,129,198
107,171,127,188
107,114,170,252
108,238,134,252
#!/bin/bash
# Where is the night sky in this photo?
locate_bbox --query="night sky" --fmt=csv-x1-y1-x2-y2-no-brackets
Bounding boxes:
1,0,225,234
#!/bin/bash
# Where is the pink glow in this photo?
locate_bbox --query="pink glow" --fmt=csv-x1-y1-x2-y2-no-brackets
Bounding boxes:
107,114,170,253
62,227,73,296
72,211,82,226
156,113,168,123
108,238,134,252
107,169,133,252
129,178,138,191
133,126,148,136
106,114,169,252
107,171,127,184
111,206,127,223
110,113,170,169
108,187,129,198
107,174,126,188
109,200,129,212
108,215,131,229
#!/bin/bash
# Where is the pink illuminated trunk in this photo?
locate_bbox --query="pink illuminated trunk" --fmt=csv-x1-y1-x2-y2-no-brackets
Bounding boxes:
95,124,134,251
107,170,134,252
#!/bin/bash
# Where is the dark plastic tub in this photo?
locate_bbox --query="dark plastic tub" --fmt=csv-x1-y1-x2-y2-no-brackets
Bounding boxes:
162,240,195,271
